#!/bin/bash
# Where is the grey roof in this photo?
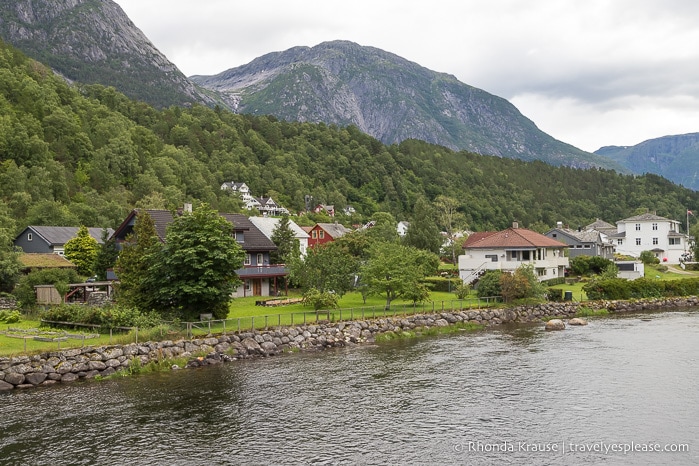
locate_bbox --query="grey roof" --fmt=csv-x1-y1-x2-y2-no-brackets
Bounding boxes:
20,226,113,246
316,222,351,238
248,217,310,240
220,213,277,252
618,213,673,223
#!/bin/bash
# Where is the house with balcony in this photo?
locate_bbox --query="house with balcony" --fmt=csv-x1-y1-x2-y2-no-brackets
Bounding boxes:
608,213,688,263
458,223,569,285
112,207,288,297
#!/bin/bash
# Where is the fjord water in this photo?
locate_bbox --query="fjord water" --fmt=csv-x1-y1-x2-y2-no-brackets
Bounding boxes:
2,310,698,465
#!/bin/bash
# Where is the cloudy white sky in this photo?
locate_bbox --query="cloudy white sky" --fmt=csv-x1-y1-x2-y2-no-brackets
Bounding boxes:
113,0,699,153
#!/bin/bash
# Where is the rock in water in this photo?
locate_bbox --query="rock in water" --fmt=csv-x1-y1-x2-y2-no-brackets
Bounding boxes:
545,319,565,331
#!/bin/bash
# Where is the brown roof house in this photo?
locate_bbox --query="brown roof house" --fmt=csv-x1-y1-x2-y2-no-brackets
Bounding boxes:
112,206,287,297
459,222,569,285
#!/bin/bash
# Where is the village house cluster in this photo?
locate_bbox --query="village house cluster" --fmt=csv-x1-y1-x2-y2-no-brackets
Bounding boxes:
13,199,693,303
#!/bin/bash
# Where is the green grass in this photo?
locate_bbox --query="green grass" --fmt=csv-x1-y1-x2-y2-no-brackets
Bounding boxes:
575,306,609,317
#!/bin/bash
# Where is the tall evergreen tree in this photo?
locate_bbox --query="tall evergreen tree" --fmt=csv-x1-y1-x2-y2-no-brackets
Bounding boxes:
114,212,161,310
93,228,119,281
270,214,300,264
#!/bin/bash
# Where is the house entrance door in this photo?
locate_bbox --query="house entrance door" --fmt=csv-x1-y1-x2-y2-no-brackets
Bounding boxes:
252,279,262,296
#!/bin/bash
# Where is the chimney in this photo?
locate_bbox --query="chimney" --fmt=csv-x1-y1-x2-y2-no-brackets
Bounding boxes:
184,203,192,213
512,221,519,229
556,221,563,228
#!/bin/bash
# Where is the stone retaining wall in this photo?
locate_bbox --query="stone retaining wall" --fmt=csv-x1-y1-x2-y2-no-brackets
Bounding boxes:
2,297,698,391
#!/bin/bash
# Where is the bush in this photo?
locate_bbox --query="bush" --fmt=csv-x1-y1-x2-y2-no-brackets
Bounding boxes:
422,276,462,292
476,270,503,298
14,268,82,307
302,288,339,310
0,309,21,323
545,288,564,302
40,304,162,329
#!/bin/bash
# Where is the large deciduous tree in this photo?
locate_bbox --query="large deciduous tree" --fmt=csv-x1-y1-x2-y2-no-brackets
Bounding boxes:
361,242,438,310
146,204,244,320
290,241,358,297
63,225,98,276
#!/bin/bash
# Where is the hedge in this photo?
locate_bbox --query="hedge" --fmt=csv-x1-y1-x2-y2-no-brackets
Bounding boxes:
583,277,699,300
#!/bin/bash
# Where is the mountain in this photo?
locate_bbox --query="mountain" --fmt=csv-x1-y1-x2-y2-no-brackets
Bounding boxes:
191,40,622,170
595,133,699,190
0,0,214,109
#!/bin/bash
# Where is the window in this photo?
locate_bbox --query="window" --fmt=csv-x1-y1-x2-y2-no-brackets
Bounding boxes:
584,245,591,249
652,223,658,231
652,237,658,245
311,230,317,239
235,231,244,243
576,245,583,248
636,238,641,246
635,224,641,231
257,253,264,265
27,233,32,241
669,238,681,245
244,254,251,265
319,230,325,239
551,233,557,238
484,254,498,262
617,239,623,245
245,280,251,292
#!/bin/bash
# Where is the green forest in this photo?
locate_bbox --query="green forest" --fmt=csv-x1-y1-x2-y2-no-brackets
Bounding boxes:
1,38,698,239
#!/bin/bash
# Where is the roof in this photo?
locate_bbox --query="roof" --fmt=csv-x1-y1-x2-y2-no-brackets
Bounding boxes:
315,222,351,239
248,217,310,240
547,228,602,243
464,227,567,249
18,226,113,246
220,213,277,252
19,253,76,269
618,213,673,223
585,218,616,231
463,231,498,248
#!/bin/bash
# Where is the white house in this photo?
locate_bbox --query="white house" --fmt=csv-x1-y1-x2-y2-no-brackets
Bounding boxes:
397,221,410,237
248,216,310,258
458,224,569,284
609,213,688,263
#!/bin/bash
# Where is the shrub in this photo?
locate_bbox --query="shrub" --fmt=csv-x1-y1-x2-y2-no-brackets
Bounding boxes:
302,288,339,310
40,304,162,329
545,288,564,302
476,270,503,298
0,309,21,323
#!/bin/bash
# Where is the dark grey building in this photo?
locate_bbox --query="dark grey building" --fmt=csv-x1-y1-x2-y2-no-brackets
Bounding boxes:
544,227,615,260
14,226,113,255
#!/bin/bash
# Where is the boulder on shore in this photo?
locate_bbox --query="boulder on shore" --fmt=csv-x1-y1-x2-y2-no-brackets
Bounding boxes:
568,318,588,326
545,319,565,331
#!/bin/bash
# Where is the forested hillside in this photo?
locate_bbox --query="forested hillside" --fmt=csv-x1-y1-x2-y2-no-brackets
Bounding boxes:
1,39,698,237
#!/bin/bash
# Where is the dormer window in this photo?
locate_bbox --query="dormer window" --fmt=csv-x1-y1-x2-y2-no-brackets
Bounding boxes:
235,231,244,243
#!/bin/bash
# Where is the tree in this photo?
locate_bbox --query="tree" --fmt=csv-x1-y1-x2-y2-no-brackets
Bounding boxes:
270,214,300,264
114,211,161,310
476,270,503,298
435,195,466,264
290,241,358,297
639,250,660,265
360,242,437,310
0,205,21,293
93,228,119,281
63,225,98,276
146,204,244,320
403,197,442,254
499,264,546,302
365,211,399,244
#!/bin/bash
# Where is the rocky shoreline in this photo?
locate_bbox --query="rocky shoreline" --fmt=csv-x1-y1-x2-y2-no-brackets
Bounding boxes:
2,297,698,391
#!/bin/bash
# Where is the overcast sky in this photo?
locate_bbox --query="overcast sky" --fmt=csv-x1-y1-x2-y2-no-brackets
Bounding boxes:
113,0,699,153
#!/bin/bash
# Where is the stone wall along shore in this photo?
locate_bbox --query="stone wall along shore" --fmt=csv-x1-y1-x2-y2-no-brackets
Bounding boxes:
2,296,698,391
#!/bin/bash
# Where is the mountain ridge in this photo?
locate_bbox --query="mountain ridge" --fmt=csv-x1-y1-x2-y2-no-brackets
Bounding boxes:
595,133,699,190
0,0,215,108
191,40,622,170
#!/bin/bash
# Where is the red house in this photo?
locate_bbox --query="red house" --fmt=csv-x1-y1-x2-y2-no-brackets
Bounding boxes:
307,222,351,248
